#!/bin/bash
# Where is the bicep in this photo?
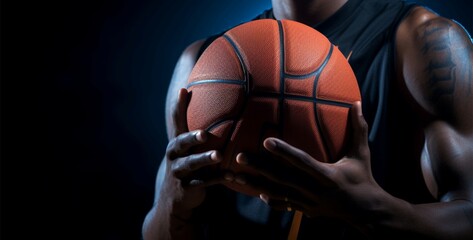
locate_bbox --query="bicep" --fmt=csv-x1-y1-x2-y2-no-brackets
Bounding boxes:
421,121,473,201
396,8,473,201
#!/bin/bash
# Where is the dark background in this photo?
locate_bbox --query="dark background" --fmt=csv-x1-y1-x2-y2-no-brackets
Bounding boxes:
1,0,471,239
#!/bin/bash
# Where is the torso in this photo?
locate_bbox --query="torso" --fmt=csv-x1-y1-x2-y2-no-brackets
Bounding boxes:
195,0,437,239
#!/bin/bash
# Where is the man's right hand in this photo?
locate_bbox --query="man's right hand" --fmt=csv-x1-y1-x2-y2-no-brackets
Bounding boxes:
159,88,227,219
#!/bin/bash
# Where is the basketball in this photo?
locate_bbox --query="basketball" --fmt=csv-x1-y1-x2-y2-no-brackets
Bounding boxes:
186,19,361,196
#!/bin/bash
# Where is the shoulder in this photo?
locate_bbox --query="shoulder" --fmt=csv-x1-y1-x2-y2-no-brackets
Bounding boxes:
178,39,207,67
167,39,207,95
396,6,471,46
167,36,221,97
395,6,473,121
175,33,223,72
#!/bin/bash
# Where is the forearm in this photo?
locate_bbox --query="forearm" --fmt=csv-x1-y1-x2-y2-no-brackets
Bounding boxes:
371,192,473,239
142,199,200,240
142,159,201,240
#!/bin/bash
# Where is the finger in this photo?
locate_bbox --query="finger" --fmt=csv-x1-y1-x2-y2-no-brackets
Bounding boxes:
232,173,290,198
233,172,321,208
172,88,189,137
263,138,334,183
347,101,370,160
166,130,207,160
185,174,229,189
171,150,221,179
259,193,311,213
236,153,320,197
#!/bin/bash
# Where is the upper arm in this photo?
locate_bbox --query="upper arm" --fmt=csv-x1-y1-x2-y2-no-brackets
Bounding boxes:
395,7,473,201
165,39,206,140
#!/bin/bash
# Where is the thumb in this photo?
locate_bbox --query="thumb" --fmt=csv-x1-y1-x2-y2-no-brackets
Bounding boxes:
172,88,190,137
347,101,370,160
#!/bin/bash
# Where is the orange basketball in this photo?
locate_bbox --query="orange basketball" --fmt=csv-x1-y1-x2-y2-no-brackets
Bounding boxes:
186,19,361,196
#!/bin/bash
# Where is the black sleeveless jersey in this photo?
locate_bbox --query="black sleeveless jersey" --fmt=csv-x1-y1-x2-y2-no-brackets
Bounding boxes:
193,0,436,239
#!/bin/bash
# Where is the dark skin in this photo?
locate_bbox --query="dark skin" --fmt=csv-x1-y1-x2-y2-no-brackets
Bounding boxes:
142,1,473,239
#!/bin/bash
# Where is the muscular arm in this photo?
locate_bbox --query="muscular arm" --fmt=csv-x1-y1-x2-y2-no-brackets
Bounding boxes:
142,39,206,240
379,6,473,239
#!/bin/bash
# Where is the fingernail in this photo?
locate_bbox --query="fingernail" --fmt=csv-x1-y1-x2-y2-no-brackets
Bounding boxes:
177,89,182,102
235,175,246,185
224,172,234,181
189,179,204,186
264,139,277,150
259,193,269,204
210,151,221,162
236,153,248,165
356,101,363,116
195,131,205,142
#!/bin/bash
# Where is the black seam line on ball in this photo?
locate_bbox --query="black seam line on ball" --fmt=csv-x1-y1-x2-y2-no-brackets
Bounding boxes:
312,44,335,163
223,34,249,94
187,79,246,88
278,20,285,135
206,119,235,132
251,92,352,108
219,34,250,170
284,44,335,80
311,44,334,98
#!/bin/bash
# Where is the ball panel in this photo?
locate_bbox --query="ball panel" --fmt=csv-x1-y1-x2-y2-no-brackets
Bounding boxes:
284,76,315,97
316,104,350,161
283,99,328,162
226,19,281,93
282,19,331,76
189,37,244,82
187,84,245,132
316,47,361,103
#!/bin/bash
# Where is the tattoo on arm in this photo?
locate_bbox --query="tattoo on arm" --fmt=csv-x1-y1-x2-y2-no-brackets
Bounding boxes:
461,27,473,96
419,18,473,114
420,19,456,103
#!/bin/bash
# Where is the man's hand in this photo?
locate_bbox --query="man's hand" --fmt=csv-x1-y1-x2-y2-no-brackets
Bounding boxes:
143,88,228,240
160,88,227,215
232,101,383,229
